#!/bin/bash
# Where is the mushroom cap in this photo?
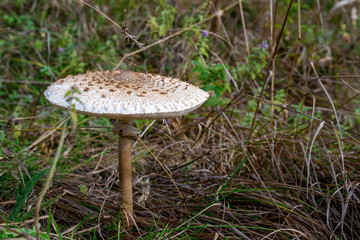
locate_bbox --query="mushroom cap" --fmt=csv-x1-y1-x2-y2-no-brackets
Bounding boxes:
44,70,209,120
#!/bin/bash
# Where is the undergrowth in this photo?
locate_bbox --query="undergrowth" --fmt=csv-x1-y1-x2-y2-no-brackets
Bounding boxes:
0,0,359,239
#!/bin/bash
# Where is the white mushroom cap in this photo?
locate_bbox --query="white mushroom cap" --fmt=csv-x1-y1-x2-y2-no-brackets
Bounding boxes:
44,70,209,120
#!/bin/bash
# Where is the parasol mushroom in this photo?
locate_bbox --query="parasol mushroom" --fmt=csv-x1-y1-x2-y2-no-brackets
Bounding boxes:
44,70,209,221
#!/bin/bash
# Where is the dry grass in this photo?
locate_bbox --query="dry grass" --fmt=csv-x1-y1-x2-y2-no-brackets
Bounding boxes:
1,0,360,239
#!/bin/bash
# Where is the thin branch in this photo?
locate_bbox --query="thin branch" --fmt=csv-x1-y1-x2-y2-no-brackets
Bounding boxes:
238,0,250,56
115,1,240,68
77,0,144,49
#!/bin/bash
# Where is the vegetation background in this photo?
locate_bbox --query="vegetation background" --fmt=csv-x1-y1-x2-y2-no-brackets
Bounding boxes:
0,0,359,239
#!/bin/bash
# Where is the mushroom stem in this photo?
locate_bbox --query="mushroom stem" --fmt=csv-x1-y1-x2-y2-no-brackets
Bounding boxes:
118,119,134,217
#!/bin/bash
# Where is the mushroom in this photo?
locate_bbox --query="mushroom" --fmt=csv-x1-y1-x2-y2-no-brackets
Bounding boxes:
44,70,209,221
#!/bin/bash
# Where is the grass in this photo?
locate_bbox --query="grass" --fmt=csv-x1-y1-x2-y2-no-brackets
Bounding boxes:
1,0,360,239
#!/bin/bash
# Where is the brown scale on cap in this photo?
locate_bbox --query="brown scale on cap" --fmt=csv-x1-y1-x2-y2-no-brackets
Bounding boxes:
84,87,89,92
56,78,64,84
117,70,140,82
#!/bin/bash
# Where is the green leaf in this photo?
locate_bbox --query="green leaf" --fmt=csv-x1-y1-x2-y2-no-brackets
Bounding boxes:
49,207,63,240
213,86,224,98
70,107,78,132
254,62,262,73
202,85,214,91
10,170,47,221
78,184,88,195
200,47,209,58
35,40,42,51
250,72,256,79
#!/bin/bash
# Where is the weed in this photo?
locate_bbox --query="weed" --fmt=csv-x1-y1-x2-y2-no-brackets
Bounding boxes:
10,170,47,221
0,0,360,239
0,226,50,240
149,0,177,39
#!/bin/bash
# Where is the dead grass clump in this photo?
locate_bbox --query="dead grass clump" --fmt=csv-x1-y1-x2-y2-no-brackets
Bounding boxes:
9,111,354,239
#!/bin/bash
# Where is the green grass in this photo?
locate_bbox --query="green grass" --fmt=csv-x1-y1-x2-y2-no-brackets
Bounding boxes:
1,0,360,239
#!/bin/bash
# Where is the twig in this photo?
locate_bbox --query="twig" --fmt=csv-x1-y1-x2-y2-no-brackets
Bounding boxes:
0,215,48,227
283,0,301,122
136,137,183,200
296,0,322,129
270,0,275,127
77,0,144,49
164,203,221,239
248,0,295,139
115,1,240,68
35,119,68,240
0,79,51,85
238,0,250,56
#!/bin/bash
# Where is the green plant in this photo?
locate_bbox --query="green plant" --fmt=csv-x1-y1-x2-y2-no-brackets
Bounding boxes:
49,206,63,240
192,60,231,107
1,0,360,239
10,170,47,221
148,0,177,39
0,226,50,240
0,130,5,156
236,46,270,80
243,88,287,127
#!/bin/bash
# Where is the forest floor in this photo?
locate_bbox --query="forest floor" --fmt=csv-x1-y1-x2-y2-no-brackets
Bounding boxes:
0,0,360,239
